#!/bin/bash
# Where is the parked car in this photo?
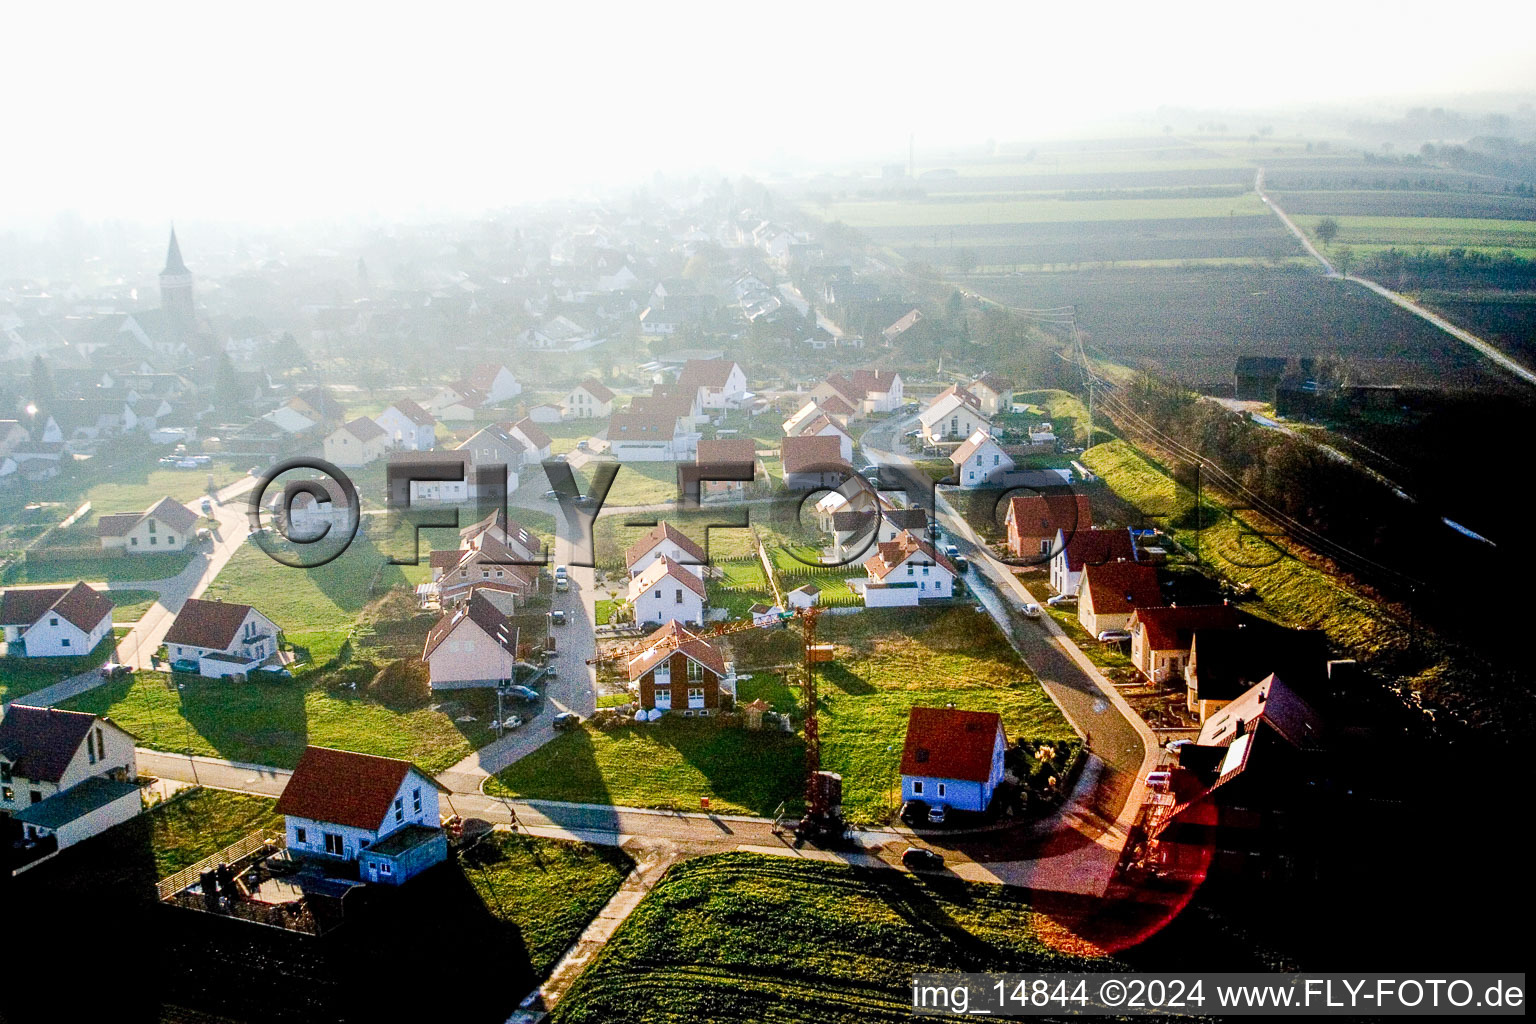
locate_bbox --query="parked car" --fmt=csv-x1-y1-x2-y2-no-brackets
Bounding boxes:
576,439,589,450
498,715,524,731
1046,593,1075,607
100,662,131,679
927,805,947,825
1097,629,1132,643
900,800,930,825
552,711,580,731
902,846,944,871
1020,603,1041,618
952,555,969,573
543,489,561,501
1165,739,1194,754
196,527,213,544
943,543,960,558
200,498,215,516
550,610,567,626
505,684,540,701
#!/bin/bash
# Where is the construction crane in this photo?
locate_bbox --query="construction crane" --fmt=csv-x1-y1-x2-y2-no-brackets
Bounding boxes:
589,606,845,840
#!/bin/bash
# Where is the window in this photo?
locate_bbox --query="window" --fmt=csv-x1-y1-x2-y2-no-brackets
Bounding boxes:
147,520,156,533
394,796,404,823
654,589,661,599
87,737,96,765
675,588,683,604
0,762,9,783
30,791,42,804
96,729,104,761
295,826,307,844
688,686,704,701
413,788,422,814
378,861,393,875
359,838,370,849
131,537,138,546
2,787,12,803
61,638,70,648
912,781,924,795
323,832,344,856
49,617,58,627
687,659,703,681
937,783,947,798
150,536,157,545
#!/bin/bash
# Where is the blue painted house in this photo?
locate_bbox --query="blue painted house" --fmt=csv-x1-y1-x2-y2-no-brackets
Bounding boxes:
899,707,1007,813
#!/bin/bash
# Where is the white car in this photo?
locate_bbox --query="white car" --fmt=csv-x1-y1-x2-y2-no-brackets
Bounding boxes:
499,715,524,730
1020,603,1042,619
1097,629,1132,643
1046,593,1076,607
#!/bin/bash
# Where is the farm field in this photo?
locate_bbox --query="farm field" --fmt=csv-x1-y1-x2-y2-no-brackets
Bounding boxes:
1294,213,1536,256
549,853,1116,1024
820,191,1274,227
1271,189,1536,222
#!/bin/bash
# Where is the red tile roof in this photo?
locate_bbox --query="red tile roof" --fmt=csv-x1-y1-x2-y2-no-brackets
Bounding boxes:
339,416,387,442
851,368,900,395
780,434,847,474
0,705,104,783
695,439,756,466
631,556,707,599
1080,561,1163,616
900,707,1004,783
677,359,741,390
609,411,681,440
0,582,113,633
389,398,436,427
625,522,708,569
865,529,957,579
1007,493,1093,538
164,598,263,650
1129,604,1240,652
98,495,199,538
511,418,552,451
627,620,727,679
0,587,70,627
1060,527,1137,572
274,746,445,831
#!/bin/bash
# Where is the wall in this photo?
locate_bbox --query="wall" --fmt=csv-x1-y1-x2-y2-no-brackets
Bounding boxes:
18,612,109,658
428,623,516,688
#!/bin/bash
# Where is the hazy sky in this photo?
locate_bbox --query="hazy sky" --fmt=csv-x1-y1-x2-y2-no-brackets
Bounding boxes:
5,0,1534,222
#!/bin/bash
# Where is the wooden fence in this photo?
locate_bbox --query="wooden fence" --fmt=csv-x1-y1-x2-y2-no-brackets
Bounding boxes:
156,829,286,902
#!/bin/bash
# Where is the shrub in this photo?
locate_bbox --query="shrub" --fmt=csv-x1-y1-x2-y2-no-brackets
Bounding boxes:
366,658,431,705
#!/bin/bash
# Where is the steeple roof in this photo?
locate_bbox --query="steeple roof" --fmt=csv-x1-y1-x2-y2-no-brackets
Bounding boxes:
163,227,188,275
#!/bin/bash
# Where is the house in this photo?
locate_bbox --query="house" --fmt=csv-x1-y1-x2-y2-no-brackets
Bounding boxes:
268,478,356,542
782,399,842,438
0,582,114,658
430,541,541,608
1049,527,1138,596
97,496,199,555
274,746,448,885
626,620,735,717
562,379,615,419
431,385,487,422
1233,356,1292,402
1077,560,1163,637
849,369,904,413
750,603,785,628
814,476,893,533
831,506,926,563
628,557,706,627
323,416,389,468
1005,492,1092,561
290,387,346,426
163,598,281,678
786,583,821,610
858,529,956,606
899,707,1007,814
0,706,140,850
918,391,991,445
968,374,1014,417
508,418,553,461
788,413,854,462
374,400,437,451
527,402,564,424
0,419,30,455
606,411,685,461
463,363,522,404
780,434,849,490
1128,604,1241,684
626,522,708,579
949,430,1014,487
695,438,759,500
677,359,748,411
423,591,520,689
881,309,923,346
1183,626,1327,722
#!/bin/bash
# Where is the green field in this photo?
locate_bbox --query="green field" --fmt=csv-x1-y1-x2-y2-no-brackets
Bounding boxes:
107,588,161,620
1298,214,1536,255
551,853,1115,1024
61,669,496,774
820,192,1270,228
145,787,285,876
3,550,191,584
0,633,119,703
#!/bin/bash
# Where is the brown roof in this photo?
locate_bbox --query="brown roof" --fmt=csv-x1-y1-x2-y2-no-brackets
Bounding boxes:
0,705,101,783
608,411,679,440
339,416,387,442
950,429,1000,465
850,368,899,394
389,398,436,427
625,522,708,569
972,373,1013,396
274,745,445,831
96,513,142,538
631,556,707,599
164,598,262,650
0,582,112,633
1060,527,1137,572
696,439,756,466
882,309,923,338
48,581,116,633
821,373,864,405
423,591,518,658
1129,604,1240,652
511,418,552,451
573,378,615,403
1007,493,1093,538
781,434,847,475
865,529,956,579
819,394,856,416
677,359,741,390
900,707,1003,783
98,496,198,538
0,587,70,627
795,414,848,440
1080,561,1163,616
627,620,726,679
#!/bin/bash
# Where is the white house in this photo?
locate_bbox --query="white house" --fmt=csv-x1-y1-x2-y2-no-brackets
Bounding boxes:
786,583,821,611
919,391,991,445
790,413,854,462
374,399,438,451
606,411,685,462
967,374,1014,417
899,707,1007,814
462,363,522,404
274,746,448,885
628,557,706,627
0,582,114,658
422,591,520,689
562,379,615,419
857,529,956,607
1049,527,1139,597
949,430,1014,487
163,598,281,677
323,416,389,468
677,359,748,411
0,705,141,851
625,522,709,579
98,496,199,554
508,418,553,462
849,369,904,413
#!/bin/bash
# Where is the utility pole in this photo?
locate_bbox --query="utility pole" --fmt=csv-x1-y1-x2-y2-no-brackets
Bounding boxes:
1193,462,1202,564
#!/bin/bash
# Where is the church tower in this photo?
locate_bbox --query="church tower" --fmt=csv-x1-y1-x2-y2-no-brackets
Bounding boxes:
159,227,195,320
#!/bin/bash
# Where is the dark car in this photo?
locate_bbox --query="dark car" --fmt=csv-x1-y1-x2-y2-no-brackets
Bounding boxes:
552,711,580,730
902,846,944,871
900,800,930,825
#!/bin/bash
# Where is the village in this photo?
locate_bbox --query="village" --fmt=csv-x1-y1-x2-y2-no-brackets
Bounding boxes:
1,189,1392,1021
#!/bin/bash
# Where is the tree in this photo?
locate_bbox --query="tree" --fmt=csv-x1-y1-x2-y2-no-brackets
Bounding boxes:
1315,217,1341,248
1334,245,1356,279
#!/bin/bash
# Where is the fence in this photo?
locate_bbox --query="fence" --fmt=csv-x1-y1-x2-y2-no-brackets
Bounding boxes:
156,829,286,902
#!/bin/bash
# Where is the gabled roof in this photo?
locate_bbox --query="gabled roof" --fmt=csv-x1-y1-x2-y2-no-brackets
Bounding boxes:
630,556,707,600
627,619,726,679
696,438,756,465
0,705,103,783
795,413,850,440
625,522,708,569
781,434,847,475
882,309,923,339
467,363,515,392
386,398,436,427
336,415,386,442
1058,527,1137,573
865,529,957,579
1080,560,1163,616
511,418,553,451
850,368,900,395
572,378,615,403
819,394,856,416
0,582,112,633
98,495,199,538
820,373,865,405
1006,493,1092,537
900,707,1003,783
609,411,680,441
1198,674,1322,750
918,390,986,428
950,429,1004,466
164,598,263,650
1129,604,1240,652
677,359,742,390
971,373,1013,396
423,591,518,658
274,745,446,831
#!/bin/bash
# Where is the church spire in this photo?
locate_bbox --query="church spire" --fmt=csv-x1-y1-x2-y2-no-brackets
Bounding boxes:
163,226,188,275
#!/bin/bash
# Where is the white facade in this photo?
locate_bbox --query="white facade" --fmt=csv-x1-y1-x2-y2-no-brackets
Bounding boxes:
629,573,704,627
628,540,707,579
168,608,279,666
284,769,441,863
953,436,1014,487
12,607,112,658
0,718,137,812
374,406,436,451
919,394,992,444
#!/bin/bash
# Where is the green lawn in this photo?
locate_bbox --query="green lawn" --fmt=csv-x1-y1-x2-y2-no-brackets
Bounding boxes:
461,832,634,979
60,669,497,774
1298,214,1536,253
578,460,680,507
486,716,806,816
108,588,161,621
593,510,760,572
3,551,191,584
146,787,285,876
0,633,118,703
551,853,1116,1024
